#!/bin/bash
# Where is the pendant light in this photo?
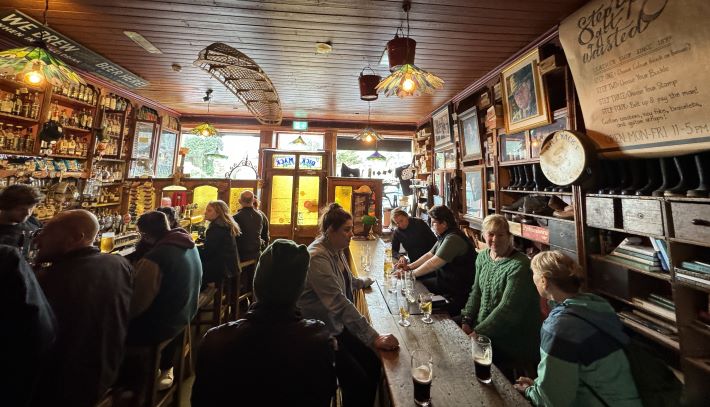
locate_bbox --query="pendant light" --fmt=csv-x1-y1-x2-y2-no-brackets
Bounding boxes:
290,133,307,145
190,89,219,137
0,1,85,87
355,102,383,143
376,1,443,98
367,141,387,161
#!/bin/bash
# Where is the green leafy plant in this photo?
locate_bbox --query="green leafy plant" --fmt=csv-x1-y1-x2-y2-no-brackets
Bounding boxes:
362,215,377,226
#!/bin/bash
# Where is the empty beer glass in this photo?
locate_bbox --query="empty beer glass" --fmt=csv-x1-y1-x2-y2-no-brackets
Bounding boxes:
411,349,433,406
472,335,493,383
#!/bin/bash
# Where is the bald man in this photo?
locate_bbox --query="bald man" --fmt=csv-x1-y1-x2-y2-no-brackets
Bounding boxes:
34,210,133,407
233,190,268,261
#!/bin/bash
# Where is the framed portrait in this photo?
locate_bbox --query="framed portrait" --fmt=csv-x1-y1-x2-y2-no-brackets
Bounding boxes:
463,166,485,222
432,105,453,150
458,107,483,162
500,48,551,134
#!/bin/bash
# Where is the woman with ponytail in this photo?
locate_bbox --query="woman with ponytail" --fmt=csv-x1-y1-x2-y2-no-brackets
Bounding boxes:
298,203,398,407
515,250,641,406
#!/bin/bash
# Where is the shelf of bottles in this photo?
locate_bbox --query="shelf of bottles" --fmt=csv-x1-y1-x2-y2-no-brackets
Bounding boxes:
0,74,43,156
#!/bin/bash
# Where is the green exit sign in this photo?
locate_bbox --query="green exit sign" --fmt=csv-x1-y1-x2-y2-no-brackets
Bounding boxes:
292,120,308,131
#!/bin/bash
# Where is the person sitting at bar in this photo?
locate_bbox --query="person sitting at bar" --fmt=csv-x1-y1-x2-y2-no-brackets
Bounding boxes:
192,239,336,406
156,206,181,229
127,206,191,263
515,251,641,406
459,214,541,380
33,210,133,407
396,205,476,315
0,184,43,256
253,196,270,251
298,203,399,407
127,211,202,392
391,208,437,266
233,190,266,262
1,244,56,407
201,200,241,286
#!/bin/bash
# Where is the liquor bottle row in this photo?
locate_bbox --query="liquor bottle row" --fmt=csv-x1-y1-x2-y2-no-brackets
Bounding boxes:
92,163,124,183
101,93,129,111
52,83,98,106
0,89,41,119
137,107,158,122
103,114,124,137
48,102,94,129
0,123,35,153
39,134,90,157
96,138,120,156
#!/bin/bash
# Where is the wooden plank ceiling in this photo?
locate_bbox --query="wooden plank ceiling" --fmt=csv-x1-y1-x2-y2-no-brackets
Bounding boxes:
1,0,588,125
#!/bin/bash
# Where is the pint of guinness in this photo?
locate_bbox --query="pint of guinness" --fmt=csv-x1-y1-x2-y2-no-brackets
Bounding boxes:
472,335,493,384
411,350,433,406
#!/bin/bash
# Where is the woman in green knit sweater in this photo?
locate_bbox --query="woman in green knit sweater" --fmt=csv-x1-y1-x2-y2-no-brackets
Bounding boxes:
460,214,541,380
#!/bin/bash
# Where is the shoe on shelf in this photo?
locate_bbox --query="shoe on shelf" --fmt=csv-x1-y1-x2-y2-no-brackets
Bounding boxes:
158,367,174,391
553,205,574,219
502,196,525,211
522,196,549,214
547,195,567,212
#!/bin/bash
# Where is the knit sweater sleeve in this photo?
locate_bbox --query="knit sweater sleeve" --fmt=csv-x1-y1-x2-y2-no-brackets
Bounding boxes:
474,256,535,338
460,252,484,319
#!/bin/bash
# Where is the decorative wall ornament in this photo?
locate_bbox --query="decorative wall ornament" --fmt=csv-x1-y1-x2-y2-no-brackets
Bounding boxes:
194,42,282,125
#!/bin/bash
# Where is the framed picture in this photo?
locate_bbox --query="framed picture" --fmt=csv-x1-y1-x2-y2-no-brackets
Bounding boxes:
463,166,485,222
500,48,551,134
432,105,453,150
352,192,370,236
458,106,483,162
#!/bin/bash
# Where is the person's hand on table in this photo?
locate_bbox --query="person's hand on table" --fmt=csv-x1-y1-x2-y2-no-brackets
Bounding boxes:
360,277,374,288
514,377,534,394
393,265,412,278
395,257,408,268
374,334,399,351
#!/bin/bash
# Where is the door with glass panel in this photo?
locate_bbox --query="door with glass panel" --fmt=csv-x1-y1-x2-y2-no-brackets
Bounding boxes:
262,150,328,244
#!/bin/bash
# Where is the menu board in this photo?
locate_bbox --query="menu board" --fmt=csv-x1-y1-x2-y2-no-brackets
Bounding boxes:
560,0,710,157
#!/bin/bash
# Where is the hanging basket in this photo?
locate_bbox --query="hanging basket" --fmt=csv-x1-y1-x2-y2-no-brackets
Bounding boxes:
359,67,381,101
386,35,416,71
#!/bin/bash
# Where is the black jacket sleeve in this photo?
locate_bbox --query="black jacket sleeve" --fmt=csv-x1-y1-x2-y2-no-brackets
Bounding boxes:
201,226,240,284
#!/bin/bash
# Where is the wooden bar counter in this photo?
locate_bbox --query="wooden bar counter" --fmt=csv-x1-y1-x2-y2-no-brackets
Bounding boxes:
350,239,528,406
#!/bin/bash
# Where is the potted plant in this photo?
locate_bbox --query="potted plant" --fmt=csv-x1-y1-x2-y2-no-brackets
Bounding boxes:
362,215,377,237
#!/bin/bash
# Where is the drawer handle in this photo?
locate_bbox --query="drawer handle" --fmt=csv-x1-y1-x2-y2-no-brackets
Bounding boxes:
692,219,710,227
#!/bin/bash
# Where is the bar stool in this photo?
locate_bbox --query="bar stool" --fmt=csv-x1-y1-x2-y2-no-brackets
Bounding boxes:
233,259,256,319
191,283,226,341
133,326,190,407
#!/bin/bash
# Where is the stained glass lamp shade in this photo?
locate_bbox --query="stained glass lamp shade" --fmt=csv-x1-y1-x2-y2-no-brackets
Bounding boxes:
377,64,443,98
355,127,383,143
190,123,219,137
0,43,85,87
367,150,387,161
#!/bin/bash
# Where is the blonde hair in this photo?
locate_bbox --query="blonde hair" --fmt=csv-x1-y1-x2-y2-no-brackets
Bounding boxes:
208,200,241,237
482,214,510,236
531,250,584,293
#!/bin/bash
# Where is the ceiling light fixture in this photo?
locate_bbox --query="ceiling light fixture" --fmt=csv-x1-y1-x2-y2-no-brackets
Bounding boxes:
124,31,163,54
0,1,85,87
367,142,387,161
190,89,219,137
376,0,443,98
354,102,383,143
315,41,333,55
359,66,381,101
290,132,307,145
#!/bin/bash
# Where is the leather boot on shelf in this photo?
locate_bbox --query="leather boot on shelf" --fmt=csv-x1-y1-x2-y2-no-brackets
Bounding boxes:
532,163,549,191
688,153,709,197
522,165,535,191
553,205,575,219
605,161,623,194
523,196,552,216
597,160,613,194
665,155,694,197
556,185,572,193
652,157,678,197
636,159,661,196
506,166,519,190
617,161,633,193
621,160,645,195
502,196,525,211
519,215,538,225
510,166,524,190
547,195,567,212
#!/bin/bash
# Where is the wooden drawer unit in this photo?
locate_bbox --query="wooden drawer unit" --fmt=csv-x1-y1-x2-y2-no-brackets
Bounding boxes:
549,220,577,251
670,202,710,244
585,197,620,229
621,198,664,236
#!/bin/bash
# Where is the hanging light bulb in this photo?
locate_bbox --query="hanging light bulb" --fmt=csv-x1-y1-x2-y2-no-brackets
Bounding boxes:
190,89,219,137
354,102,383,143
24,62,44,85
401,76,415,92
365,134,374,143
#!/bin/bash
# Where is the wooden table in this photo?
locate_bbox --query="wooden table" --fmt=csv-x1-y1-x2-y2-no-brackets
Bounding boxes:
350,239,529,406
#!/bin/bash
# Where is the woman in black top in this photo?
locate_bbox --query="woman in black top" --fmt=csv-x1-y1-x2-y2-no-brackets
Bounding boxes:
201,200,241,286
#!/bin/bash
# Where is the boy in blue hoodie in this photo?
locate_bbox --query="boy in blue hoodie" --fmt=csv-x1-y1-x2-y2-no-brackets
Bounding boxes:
515,251,641,407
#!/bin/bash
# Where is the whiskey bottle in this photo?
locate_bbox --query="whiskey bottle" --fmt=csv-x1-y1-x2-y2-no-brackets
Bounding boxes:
0,122,5,149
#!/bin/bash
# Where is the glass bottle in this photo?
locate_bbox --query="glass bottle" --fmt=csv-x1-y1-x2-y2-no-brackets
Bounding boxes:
0,122,6,149
30,93,40,119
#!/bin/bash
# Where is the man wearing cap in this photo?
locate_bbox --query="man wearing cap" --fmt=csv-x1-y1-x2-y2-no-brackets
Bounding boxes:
191,239,336,406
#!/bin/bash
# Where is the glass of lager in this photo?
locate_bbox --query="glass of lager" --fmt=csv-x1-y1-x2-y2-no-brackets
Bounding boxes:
472,335,493,383
411,349,433,406
419,292,433,324
100,232,115,253
397,281,411,327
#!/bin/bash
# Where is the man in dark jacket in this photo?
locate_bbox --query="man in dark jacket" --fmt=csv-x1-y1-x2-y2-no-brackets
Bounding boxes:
192,239,336,406
391,208,437,266
126,211,203,394
233,190,267,261
33,210,133,407
0,245,56,407
0,184,43,257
